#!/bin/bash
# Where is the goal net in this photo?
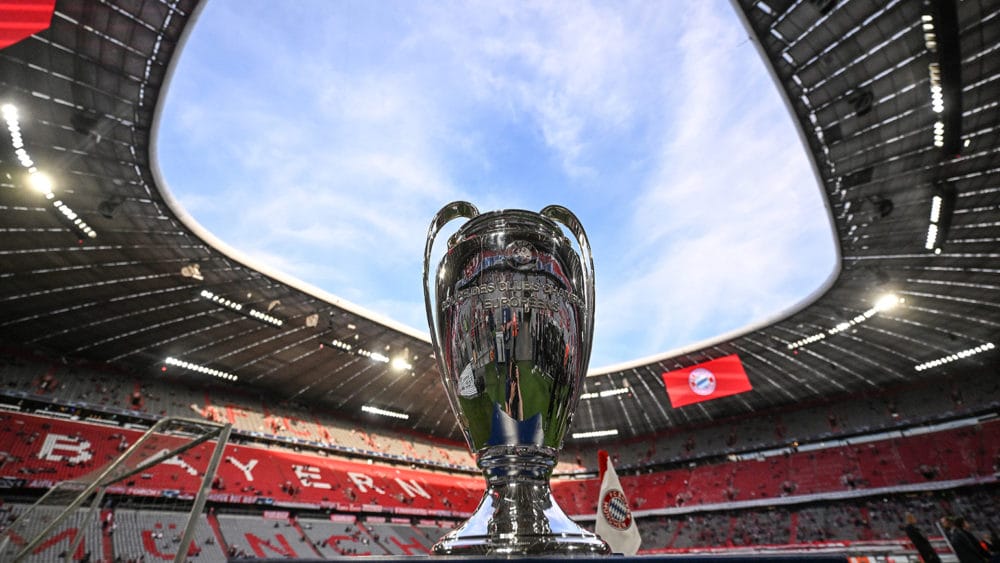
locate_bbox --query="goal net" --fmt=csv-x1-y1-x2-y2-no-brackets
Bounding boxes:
0,417,231,563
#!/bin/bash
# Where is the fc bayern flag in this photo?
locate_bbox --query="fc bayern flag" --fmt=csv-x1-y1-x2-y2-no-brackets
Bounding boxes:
1,0,56,50
661,354,752,408
595,450,640,555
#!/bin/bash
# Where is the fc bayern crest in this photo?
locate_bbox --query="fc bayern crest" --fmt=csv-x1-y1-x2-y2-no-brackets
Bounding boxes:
505,240,535,268
600,489,633,530
688,367,716,396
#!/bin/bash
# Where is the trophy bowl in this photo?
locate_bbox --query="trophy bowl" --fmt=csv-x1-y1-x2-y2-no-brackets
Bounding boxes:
422,201,610,555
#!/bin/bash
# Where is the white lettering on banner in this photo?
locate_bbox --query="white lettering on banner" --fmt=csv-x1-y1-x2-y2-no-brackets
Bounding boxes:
38,434,93,464
228,457,258,482
347,472,385,494
154,449,198,476
394,478,431,499
293,465,331,489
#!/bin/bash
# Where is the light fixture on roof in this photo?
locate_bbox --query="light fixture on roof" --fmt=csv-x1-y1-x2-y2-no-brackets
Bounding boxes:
361,405,409,420
164,356,238,381
322,338,353,352
579,387,630,400
4,105,33,169
924,181,955,254
874,293,903,312
391,347,413,371
201,289,242,310
390,356,412,372
180,264,204,281
788,293,905,350
52,196,97,239
571,429,619,439
914,343,994,372
356,348,389,363
98,198,123,219
4,102,97,240
27,170,52,195
922,2,962,155
787,333,826,350
200,289,283,327
71,110,101,141
932,119,944,147
249,308,283,327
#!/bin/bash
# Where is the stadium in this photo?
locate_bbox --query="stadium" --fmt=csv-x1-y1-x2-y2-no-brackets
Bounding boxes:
1,0,998,561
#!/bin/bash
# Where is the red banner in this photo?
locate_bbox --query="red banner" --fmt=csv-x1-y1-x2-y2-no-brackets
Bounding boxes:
661,354,752,407
0,0,55,50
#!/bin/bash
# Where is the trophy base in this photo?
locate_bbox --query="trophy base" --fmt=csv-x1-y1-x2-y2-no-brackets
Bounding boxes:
432,447,610,556
432,489,610,556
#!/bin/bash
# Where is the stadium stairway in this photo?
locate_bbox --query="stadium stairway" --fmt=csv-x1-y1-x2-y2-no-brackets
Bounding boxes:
100,508,113,561
207,509,229,555
288,517,324,558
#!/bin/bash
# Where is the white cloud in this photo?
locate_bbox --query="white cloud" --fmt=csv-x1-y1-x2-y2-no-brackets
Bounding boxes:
406,1,662,177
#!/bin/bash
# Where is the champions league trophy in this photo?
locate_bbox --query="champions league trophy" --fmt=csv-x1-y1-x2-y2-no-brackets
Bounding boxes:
423,202,610,555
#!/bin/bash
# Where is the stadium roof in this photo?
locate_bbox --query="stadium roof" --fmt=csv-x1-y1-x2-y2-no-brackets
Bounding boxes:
0,0,997,442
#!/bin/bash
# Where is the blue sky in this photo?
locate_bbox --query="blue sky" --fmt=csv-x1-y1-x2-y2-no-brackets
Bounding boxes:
157,1,837,369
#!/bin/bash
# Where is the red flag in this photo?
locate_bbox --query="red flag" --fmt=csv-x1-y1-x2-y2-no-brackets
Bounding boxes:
0,0,56,50
661,354,752,408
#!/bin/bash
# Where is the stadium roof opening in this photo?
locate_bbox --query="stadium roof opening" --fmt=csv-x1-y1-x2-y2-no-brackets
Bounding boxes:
157,0,838,369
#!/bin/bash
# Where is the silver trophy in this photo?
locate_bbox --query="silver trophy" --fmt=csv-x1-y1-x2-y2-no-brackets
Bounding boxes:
423,202,609,555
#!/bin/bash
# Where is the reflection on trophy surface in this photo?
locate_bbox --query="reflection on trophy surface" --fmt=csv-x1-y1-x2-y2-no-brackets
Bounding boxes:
423,201,610,555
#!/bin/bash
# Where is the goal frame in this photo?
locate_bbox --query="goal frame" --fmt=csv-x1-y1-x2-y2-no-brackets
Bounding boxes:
0,416,231,563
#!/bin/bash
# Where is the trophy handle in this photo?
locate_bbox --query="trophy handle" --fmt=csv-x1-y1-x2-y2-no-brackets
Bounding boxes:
422,201,480,388
540,205,596,371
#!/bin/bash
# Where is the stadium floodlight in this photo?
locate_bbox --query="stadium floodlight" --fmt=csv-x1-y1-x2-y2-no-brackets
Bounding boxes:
925,182,956,253
929,195,942,223
200,289,285,327
322,338,353,351
914,342,995,372
4,103,98,240
390,356,412,371
787,333,825,350
790,294,904,350
249,308,282,326
571,429,619,439
874,293,903,312
361,404,409,420
3,104,22,151
356,348,390,363
580,387,630,400
922,2,962,155
925,223,939,249
164,356,238,381
28,171,53,195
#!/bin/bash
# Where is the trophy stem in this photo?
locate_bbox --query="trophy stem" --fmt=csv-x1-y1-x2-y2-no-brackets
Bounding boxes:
432,446,610,556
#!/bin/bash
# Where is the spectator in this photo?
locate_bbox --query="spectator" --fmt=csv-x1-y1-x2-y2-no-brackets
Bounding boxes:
949,516,990,563
904,512,940,563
